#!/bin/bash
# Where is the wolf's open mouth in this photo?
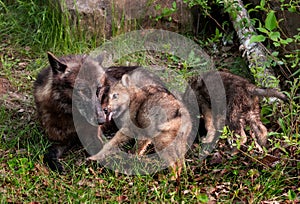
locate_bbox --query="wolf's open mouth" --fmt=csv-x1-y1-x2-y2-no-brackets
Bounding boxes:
106,111,114,122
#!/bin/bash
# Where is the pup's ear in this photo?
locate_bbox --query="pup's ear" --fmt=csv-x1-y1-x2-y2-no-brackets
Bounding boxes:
47,52,67,74
121,74,131,87
95,52,105,65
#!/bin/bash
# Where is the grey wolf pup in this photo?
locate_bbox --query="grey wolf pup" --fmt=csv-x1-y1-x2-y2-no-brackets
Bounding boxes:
188,70,287,151
88,69,192,180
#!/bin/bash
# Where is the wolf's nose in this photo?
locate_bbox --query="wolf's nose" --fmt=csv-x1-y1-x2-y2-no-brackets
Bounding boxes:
97,117,106,125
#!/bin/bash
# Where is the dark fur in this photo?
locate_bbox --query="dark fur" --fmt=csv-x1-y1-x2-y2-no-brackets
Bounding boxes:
34,52,138,172
188,70,287,150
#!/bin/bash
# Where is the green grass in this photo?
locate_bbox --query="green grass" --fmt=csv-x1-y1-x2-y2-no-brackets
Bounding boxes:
0,0,99,56
0,0,299,203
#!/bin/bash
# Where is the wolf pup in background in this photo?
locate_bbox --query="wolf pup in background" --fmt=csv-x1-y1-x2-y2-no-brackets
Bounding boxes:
34,52,138,172
188,70,287,151
88,69,192,181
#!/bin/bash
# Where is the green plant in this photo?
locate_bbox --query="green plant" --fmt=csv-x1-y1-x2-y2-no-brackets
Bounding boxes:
249,9,294,48
206,28,223,45
248,0,300,79
269,78,299,143
0,0,97,55
183,0,212,16
154,1,177,21
7,157,34,174
0,0,299,202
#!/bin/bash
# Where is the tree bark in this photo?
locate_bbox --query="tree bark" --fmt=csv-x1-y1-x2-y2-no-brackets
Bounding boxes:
224,0,280,88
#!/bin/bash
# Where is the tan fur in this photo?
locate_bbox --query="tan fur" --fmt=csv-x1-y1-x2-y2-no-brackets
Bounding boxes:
88,72,192,180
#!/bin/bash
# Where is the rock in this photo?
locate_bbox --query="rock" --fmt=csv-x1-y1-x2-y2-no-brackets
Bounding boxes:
55,0,193,39
57,0,112,39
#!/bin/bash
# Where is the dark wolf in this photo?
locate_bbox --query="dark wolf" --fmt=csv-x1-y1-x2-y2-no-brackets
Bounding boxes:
188,70,287,151
33,52,138,172
88,69,192,180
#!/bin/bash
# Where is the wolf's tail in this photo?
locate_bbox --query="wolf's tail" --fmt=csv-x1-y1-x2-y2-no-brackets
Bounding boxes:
249,87,288,102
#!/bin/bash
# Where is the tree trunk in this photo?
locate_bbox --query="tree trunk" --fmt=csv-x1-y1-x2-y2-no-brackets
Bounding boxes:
224,0,280,89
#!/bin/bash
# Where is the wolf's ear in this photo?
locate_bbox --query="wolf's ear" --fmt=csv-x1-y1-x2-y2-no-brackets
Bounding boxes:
90,52,105,66
47,52,67,74
95,52,105,65
98,73,109,87
121,74,131,87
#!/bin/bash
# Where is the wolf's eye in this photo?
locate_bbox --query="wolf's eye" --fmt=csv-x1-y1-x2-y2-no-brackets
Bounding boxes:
112,93,118,99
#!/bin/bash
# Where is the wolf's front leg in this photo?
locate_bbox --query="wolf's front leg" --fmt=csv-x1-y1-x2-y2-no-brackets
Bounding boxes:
87,129,130,161
131,139,152,156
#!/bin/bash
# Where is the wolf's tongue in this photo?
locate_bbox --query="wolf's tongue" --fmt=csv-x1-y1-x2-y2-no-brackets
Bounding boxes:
107,112,113,122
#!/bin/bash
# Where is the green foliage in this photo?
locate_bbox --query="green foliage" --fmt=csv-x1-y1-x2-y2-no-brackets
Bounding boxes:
206,28,223,45
183,0,224,15
197,194,209,203
154,1,177,21
287,189,297,201
7,157,34,174
249,34,266,43
269,78,300,143
248,0,299,78
0,0,97,55
265,10,277,31
249,10,294,48
0,0,299,203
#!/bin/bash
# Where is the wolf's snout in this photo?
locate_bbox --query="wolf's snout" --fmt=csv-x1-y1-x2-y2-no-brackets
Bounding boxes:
96,113,106,125
97,116,106,125
95,104,106,125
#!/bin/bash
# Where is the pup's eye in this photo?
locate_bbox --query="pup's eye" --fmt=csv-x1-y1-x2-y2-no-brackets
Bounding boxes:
112,93,118,99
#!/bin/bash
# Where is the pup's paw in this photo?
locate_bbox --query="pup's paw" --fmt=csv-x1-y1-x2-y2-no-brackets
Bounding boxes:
87,147,120,162
87,153,106,161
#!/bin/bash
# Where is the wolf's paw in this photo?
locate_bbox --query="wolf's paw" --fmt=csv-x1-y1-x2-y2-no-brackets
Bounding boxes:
201,136,214,144
87,147,120,162
44,155,64,173
87,152,106,162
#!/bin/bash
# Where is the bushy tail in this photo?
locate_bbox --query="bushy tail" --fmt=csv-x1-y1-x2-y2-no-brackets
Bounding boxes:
250,87,288,102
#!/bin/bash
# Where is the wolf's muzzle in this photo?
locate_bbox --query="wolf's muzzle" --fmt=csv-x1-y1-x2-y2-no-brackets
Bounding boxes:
95,103,106,125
